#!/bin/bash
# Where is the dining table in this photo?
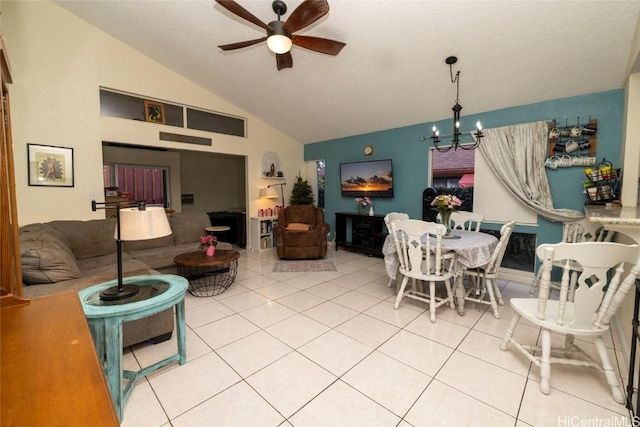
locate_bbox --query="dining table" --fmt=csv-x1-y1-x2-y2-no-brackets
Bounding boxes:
382,228,499,315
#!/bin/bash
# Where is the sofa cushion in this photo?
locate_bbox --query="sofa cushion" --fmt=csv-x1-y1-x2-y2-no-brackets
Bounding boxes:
19,224,75,258
75,251,133,273
48,219,118,260
122,233,174,253
170,212,212,245
21,239,82,285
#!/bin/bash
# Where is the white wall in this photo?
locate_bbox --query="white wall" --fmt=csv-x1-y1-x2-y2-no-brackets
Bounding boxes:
3,0,303,227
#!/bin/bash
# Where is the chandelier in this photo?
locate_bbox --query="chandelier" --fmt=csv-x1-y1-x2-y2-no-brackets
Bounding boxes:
428,56,484,152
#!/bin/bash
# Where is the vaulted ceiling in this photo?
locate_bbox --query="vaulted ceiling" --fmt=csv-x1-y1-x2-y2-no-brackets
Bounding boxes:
54,0,640,144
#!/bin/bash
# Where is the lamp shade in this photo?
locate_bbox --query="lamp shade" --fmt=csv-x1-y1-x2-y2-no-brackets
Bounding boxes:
116,207,172,241
259,187,279,199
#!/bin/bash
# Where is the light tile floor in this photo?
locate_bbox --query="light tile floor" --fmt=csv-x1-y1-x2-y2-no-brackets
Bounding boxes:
121,248,634,427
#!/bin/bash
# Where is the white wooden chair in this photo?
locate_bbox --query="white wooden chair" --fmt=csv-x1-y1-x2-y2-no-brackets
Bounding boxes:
384,212,410,288
500,241,640,403
390,219,456,322
450,211,484,232
529,218,615,295
454,221,515,318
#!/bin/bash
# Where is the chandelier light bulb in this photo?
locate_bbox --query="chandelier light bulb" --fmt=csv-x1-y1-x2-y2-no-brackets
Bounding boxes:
455,121,460,129
476,121,482,131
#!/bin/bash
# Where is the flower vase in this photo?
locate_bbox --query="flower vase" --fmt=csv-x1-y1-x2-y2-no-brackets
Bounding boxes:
440,211,452,237
205,245,216,257
369,205,374,216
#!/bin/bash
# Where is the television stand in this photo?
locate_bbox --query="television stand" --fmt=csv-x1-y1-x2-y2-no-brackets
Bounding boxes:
335,212,387,257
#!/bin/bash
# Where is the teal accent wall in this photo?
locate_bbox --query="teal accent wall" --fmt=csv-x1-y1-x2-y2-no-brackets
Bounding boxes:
305,89,624,266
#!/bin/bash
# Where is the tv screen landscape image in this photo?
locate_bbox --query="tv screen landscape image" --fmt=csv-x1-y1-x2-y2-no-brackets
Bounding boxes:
340,159,394,198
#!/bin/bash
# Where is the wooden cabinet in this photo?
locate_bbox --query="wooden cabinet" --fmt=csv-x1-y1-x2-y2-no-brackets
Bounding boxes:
335,212,387,257
250,216,278,252
1,292,119,425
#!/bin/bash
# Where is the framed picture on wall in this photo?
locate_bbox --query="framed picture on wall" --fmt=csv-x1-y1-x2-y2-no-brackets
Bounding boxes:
144,99,166,124
27,143,74,187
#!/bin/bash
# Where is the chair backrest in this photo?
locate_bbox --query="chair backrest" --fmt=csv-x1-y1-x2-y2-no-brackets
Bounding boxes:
450,211,484,232
390,219,452,279
562,218,615,243
483,221,515,274
536,241,640,329
278,205,324,227
384,212,409,231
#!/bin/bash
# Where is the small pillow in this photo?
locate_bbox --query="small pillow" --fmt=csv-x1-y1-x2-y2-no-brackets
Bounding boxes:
286,222,311,231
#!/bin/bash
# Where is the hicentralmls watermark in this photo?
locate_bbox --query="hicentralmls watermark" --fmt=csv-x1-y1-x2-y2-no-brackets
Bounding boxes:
557,416,639,427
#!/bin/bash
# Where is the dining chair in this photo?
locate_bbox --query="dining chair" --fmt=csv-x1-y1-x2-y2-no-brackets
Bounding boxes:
529,218,615,295
390,219,456,322
500,241,640,404
455,221,515,318
384,212,410,288
450,211,484,232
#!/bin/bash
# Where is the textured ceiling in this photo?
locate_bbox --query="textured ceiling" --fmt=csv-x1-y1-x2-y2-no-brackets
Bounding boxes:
54,0,640,144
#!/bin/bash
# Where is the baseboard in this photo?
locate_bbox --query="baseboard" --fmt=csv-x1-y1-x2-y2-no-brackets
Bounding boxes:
498,267,535,285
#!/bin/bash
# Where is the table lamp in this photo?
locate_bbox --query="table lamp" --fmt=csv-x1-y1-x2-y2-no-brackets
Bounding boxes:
91,200,172,301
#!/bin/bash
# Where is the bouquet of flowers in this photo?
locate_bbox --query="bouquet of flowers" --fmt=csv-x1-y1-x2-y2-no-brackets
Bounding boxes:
355,196,372,208
199,235,218,249
430,194,462,214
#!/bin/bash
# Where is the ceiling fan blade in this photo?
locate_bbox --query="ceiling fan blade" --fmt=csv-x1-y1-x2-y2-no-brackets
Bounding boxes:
291,35,345,55
283,0,329,34
276,52,293,70
215,0,272,31
218,37,267,51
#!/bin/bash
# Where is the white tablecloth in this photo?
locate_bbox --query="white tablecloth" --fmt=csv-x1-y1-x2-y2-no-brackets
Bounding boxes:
383,230,499,280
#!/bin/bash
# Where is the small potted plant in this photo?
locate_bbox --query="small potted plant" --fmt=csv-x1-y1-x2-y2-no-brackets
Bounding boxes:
200,234,218,257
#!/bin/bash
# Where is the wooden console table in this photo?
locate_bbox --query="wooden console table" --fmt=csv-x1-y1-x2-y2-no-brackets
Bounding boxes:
1,292,118,426
335,212,387,257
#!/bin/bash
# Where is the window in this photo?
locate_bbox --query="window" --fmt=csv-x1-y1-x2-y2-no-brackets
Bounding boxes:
429,145,538,273
429,146,537,224
103,163,169,207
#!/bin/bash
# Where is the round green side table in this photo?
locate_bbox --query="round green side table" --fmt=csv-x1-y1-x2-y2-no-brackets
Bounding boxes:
79,274,188,422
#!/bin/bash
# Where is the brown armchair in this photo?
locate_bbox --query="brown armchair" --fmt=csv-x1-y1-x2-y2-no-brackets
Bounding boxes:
273,205,331,259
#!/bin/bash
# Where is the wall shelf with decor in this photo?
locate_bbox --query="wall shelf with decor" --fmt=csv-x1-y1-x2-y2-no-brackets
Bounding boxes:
261,151,284,178
546,118,598,167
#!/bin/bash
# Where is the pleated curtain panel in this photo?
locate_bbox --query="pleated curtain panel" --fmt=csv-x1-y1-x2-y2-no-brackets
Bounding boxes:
474,120,584,223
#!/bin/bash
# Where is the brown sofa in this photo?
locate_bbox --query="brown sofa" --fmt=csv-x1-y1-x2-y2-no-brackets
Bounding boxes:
19,211,232,347
273,205,330,259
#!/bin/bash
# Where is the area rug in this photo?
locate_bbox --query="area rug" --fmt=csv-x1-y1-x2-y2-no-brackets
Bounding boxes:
273,260,337,273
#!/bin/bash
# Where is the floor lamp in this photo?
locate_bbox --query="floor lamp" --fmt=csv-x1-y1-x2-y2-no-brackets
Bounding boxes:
91,200,172,301
267,182,286,207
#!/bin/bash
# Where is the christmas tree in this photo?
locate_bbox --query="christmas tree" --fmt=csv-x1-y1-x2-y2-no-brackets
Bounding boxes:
289,174,315,205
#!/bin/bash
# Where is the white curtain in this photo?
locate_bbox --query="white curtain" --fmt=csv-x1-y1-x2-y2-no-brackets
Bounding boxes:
476,121,584,223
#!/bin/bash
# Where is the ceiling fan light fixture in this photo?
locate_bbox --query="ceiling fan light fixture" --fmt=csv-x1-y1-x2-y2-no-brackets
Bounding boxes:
267,20,292,54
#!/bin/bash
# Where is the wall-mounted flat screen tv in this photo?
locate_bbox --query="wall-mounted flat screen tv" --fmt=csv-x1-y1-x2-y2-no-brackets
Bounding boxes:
340,159,394,198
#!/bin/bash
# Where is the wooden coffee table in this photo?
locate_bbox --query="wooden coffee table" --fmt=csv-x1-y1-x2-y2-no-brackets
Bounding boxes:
174,249,240,297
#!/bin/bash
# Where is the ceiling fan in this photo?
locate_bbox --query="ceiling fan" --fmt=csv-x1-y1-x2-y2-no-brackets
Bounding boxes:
215,0,346,70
